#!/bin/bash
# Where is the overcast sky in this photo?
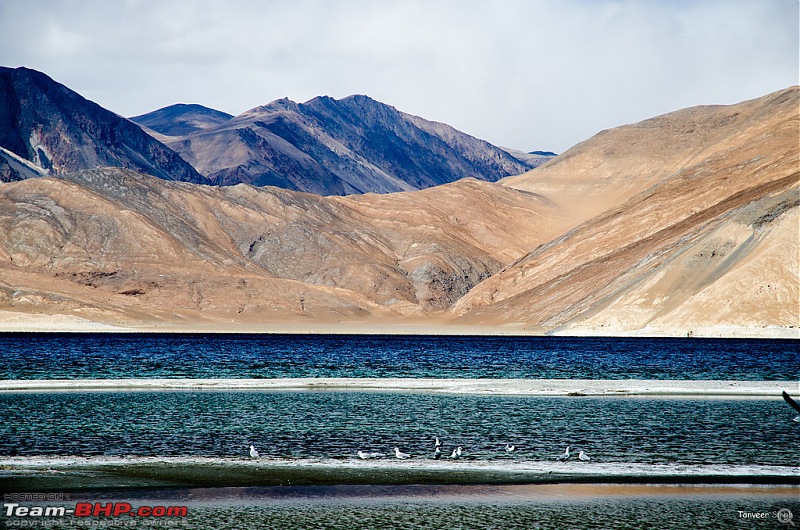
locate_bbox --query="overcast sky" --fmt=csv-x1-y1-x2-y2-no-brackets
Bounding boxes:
0,0,797,153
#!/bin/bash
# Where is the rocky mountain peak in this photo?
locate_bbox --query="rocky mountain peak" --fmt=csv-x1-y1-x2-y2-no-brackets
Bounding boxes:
130,104,233,137
261,97,300,113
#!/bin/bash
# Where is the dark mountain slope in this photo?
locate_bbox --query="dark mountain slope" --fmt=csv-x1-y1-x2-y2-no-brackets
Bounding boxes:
162,94,544,195
0,67,208,183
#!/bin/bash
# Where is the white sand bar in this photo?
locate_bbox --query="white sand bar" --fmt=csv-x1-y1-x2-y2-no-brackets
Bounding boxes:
0,378,794,397
2,456,798,477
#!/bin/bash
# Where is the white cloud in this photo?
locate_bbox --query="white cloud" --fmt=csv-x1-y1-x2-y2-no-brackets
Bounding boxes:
0,0,797,153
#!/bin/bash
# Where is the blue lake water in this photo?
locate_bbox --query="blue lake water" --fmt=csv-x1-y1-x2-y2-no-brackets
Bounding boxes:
0,333,797,380
1,334,798,465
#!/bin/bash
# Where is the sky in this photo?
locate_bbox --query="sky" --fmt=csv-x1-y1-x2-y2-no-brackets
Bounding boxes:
0,0,797,154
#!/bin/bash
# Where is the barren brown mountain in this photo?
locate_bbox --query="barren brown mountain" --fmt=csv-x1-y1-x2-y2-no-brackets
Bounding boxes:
456,87,799,335
0,168,565,328
0,87,796,335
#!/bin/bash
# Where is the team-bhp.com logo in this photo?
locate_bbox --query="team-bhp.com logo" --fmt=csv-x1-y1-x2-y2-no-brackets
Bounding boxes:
5,502,188,518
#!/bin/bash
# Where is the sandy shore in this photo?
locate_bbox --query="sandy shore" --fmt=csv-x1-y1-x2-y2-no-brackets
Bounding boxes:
0,313,539,335
554,324,799,339
0,310,797,337
0,377,793,397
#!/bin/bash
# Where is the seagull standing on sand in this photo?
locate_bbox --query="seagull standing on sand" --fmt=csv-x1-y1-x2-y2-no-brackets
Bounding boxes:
358,451,369,460
448,447,463,459
249,445,260,459
433,447,442,460
578,451,591,461
394,447,411,459
556,446,570,461
505,443,516,453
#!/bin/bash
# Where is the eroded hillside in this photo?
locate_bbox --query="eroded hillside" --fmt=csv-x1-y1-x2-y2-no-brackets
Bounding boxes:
0,168,565,327
456,87,799,334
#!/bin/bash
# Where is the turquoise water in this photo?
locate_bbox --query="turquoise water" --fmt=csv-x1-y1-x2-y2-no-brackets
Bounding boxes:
1,392,797,467
1,334,798,529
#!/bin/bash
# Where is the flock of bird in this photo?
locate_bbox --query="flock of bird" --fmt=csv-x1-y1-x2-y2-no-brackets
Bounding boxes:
245,393,799,463
249,437,592,462
382,441,591,462
246,394,800,462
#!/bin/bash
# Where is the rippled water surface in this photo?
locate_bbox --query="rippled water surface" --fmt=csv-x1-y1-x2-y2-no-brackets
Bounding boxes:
6,485,800,530
1,391,797,467
1,333,797,380
154,494,800,530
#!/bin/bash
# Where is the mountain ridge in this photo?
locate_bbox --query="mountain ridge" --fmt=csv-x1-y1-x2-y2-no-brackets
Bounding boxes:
154,93,550,195
0,167,566,325
0,66,553,196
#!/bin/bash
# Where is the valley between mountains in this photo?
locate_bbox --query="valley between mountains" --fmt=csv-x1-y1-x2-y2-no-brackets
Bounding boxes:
0,67,796,336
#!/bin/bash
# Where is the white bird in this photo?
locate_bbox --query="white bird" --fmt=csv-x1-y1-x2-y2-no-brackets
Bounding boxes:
448,447,463,459
505,443,516,453
556,446,570,461
358,451,384,459
433,447,442,460
456,446,463,457
249,445,259,459
394,447,411,459
578,451,591,461
435,437,441,448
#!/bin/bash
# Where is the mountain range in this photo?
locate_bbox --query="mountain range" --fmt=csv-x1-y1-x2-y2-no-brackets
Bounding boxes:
0,66,550,193
0,73,796,336
132,95,549,194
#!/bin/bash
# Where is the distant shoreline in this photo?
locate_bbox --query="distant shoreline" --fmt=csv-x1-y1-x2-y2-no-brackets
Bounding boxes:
0,312,796,339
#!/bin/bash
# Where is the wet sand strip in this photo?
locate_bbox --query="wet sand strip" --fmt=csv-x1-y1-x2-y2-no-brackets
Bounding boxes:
0,378,793,397
1,458,798,492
